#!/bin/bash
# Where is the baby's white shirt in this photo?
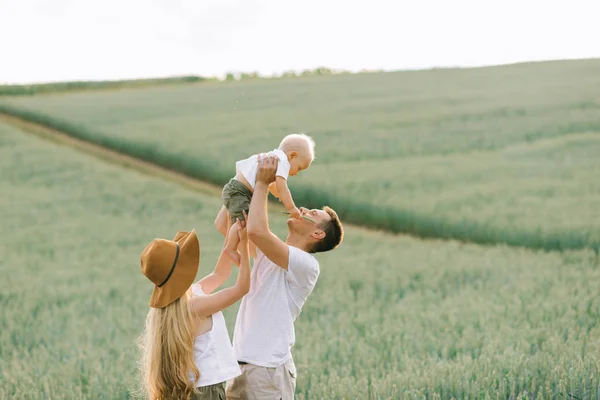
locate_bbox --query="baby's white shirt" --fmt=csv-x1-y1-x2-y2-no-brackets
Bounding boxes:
235,148,291,189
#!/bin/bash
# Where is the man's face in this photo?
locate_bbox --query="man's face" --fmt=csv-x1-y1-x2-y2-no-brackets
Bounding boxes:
287,207,331,235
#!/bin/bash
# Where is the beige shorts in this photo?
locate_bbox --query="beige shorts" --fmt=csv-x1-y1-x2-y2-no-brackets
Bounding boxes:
225,358,297,400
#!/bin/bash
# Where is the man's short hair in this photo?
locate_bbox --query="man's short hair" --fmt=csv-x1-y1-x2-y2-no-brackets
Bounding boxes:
310,206,343,253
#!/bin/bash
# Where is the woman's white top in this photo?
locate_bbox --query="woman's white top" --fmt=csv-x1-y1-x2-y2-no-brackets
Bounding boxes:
190,284,241,387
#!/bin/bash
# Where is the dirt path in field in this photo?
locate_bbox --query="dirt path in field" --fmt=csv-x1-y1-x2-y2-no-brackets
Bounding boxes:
0,112,382,236
0,112,223,197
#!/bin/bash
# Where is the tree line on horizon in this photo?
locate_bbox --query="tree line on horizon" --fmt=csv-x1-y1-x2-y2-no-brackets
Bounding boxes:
0,67,384,96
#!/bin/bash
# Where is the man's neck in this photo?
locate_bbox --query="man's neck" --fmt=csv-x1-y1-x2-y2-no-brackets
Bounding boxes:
285,234,310,252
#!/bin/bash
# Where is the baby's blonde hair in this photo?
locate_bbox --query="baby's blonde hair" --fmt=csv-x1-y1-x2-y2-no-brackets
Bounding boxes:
279,133,316,161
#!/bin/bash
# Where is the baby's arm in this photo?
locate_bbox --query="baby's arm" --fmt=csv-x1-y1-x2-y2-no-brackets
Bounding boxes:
269,182,280,198
275,177,300,218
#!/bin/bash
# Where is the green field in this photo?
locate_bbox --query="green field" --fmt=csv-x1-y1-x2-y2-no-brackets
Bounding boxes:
0,76,208,96
1,59,600,251
2,119,600,399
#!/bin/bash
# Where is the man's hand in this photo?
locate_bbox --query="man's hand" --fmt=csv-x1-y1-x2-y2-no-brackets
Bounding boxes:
256,154,278,185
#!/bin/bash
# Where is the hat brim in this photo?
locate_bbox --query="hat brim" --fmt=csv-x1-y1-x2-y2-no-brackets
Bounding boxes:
148,229,200,308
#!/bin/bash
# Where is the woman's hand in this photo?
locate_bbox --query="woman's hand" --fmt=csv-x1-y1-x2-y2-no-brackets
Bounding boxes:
237,211,249,244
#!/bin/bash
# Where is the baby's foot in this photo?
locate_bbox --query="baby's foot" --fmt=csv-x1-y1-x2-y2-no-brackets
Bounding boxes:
225,248,241,266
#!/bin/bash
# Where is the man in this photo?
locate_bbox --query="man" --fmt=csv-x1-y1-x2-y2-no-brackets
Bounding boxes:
226,154,344,400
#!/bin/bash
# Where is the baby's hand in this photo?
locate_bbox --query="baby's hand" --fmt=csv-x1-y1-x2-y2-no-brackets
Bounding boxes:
288,207,301,219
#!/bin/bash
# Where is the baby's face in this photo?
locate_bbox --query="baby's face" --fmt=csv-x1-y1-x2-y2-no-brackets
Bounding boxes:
288,151,312,176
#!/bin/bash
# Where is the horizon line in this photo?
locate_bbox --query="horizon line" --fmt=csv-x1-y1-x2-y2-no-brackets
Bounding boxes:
2,56,599,86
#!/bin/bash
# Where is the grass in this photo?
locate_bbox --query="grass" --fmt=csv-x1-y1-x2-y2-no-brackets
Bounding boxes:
1,122,600,399
1,59,600,251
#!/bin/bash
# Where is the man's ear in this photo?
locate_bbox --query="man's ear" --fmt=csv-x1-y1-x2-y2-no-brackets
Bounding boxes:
289,151,298,159
310,229,325,240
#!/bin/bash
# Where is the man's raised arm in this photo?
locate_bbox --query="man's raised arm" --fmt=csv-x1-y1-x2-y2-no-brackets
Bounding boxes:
247,154,290,269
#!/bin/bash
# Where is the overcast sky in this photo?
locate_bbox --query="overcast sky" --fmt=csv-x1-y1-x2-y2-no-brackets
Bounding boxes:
2,0,599,84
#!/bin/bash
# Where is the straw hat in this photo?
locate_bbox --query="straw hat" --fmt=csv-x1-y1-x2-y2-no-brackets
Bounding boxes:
140,230,200,308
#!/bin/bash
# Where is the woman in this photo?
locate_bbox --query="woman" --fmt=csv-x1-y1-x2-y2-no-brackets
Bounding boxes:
137,215,250,400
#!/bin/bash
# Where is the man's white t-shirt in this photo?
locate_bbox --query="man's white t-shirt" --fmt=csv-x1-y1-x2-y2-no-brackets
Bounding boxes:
232,246,320,367
235,148,290,189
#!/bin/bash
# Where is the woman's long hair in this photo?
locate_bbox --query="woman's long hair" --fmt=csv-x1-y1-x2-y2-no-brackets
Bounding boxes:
135,289,200,400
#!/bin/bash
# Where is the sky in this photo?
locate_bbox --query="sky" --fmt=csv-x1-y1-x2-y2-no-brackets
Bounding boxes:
1,0,599,84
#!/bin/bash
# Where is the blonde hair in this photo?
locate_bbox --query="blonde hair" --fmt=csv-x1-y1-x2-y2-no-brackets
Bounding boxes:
279,133,316,160
135,289,200,400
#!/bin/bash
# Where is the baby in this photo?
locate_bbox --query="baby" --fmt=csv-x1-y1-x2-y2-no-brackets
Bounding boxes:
216,133,315,265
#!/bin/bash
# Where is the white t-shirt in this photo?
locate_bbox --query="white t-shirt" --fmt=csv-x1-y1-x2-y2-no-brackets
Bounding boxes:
190,284,242,387
235,148,291,189
232,246,320,367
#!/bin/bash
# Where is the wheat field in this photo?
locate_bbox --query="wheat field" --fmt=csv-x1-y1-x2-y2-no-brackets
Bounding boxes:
2,59,599,251
1,116,599,399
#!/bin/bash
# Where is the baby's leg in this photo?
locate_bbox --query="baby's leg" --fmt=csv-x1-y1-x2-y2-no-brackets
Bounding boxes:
224,219,241,266
214,206,229,237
